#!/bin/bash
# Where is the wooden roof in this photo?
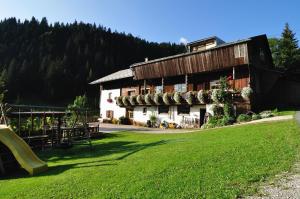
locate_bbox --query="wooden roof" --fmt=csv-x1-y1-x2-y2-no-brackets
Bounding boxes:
89,69,133,84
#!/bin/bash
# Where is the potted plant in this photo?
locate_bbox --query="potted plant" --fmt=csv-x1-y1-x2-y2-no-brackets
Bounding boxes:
184,91,196,105
153,93,163,105
173,92,183,104
136,95,145,105
129,95,137,106
145,93,154,105
115,96,123,106
163,93,173,105
149,112,157,127
197,90,210,104
122,96,130,106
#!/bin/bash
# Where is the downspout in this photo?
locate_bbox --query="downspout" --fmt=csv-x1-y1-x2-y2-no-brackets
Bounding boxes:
99,84,103,118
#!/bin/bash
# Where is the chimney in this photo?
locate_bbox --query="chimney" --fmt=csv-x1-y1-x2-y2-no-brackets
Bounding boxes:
145,57,148,62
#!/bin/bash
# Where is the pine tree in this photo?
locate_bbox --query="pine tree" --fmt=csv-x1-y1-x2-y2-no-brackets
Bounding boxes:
278,23,300,69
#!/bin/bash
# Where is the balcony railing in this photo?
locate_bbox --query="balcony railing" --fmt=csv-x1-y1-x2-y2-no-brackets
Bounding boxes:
115,89,249,107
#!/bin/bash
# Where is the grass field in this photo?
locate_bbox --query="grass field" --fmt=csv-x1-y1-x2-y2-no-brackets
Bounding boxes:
1,120,300,198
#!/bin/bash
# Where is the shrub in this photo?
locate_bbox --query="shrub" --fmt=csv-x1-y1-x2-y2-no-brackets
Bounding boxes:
272,108,279,116
224,103,234,118
197,90,210,104
153,93,163,105
211,89,222,103
102,119,112,123
219,116,233,126
136,95,144,105
237,114,252,122
122,96,130,106
145,93,154,105
129,96,137,106
149,112,157,127
259,110,274,118
111,118,119,124
119,116,131,125
173,92,183,103
163,93,172,105
212,105,224,117
252,114,262,120
241,87,253,100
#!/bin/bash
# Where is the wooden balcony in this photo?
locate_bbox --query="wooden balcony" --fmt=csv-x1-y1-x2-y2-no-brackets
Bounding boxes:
115,90,247,107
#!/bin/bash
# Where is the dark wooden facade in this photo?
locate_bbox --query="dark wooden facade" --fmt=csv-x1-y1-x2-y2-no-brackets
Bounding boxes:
132,43,249,80
99,34,274,112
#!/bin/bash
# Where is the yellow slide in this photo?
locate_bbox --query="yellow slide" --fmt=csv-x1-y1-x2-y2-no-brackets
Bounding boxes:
0,125,48,175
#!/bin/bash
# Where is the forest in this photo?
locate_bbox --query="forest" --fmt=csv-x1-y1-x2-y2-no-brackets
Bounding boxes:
0,17,185,107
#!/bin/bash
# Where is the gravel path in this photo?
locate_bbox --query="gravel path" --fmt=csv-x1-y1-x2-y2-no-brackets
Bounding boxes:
96,115,293,134
246,111,300,199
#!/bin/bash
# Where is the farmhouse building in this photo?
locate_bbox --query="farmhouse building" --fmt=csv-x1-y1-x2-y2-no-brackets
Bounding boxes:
90,34,278,127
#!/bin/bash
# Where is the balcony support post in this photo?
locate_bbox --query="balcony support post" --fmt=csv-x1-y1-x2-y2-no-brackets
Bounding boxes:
99,84,103,118
162,77,164,93
143,79,147,94
185,74,188,92
232,67,236,89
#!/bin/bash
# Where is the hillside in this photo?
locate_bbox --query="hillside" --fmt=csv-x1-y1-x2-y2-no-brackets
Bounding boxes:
0,17,185,106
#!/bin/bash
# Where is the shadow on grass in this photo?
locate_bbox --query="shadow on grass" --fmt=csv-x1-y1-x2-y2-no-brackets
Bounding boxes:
1,138,169,180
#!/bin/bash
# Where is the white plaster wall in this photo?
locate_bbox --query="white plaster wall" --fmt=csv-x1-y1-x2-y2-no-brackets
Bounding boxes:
100,89,126,119
133,105,208,125
133,106,157,123
206,104,215,115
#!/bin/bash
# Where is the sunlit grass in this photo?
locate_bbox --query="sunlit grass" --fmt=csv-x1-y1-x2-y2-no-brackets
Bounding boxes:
1,120,300,198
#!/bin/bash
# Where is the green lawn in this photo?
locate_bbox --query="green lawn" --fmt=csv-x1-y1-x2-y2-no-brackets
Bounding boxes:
1,120,300,198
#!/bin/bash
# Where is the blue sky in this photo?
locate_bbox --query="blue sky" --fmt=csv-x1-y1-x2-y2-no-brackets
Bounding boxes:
0,0,299,44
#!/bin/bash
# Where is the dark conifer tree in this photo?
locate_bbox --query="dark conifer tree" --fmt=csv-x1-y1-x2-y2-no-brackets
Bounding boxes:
0,17,185,106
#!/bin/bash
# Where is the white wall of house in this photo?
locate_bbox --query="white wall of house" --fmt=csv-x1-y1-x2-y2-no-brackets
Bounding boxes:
100,89,126,119
133,104,209,125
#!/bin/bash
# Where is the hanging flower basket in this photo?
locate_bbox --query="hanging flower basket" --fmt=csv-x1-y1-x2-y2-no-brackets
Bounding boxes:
116,96,123,106
122,96,130,106
136,95,145,105
197,90,210,104
173,92,183,104
129,96,137,106
163,93,173,105
184,91,196,105
241,87,253,101
153,93,163,105
145,93,154,105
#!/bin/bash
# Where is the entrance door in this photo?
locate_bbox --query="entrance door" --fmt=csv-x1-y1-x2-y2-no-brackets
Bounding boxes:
199,108,206,127
126,108,134,125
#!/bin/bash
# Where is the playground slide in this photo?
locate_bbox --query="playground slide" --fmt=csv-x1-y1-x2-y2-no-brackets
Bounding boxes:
0,125,48,175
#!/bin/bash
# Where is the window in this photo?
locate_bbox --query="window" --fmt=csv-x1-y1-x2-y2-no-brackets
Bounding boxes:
106,110,114,119
177,105,190,115
155,85,163,93
141,88,150,94
108,92,112,99
143,107,147,115
210,80,220,89
158,106,169,114
128,111,134,119
234,44,246,58
174,83,187,92
259,48,266,63
128,90,136,96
